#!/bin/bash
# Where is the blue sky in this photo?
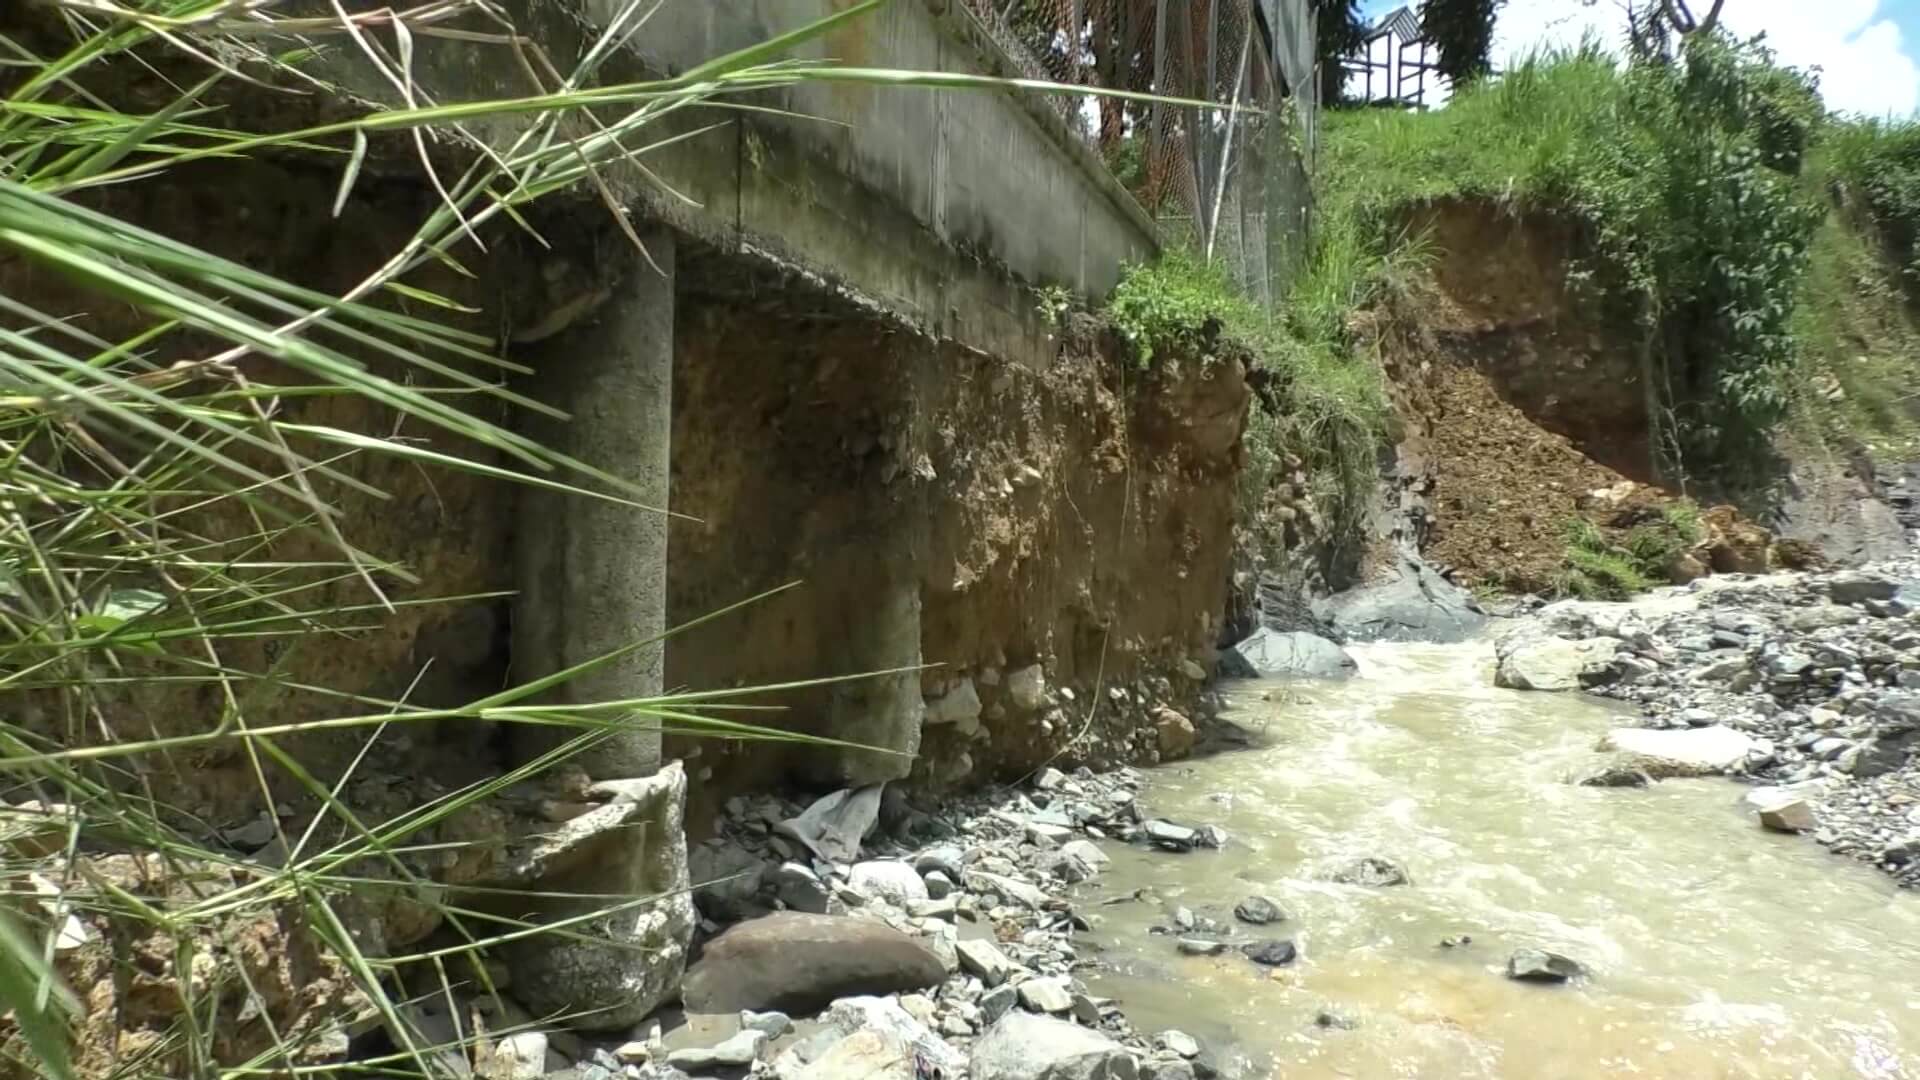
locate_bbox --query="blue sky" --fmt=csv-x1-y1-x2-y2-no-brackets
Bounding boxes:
1358,0,1920,117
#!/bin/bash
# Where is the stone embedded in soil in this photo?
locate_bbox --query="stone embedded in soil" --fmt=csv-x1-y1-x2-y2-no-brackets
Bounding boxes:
1241,939,1297,966
1507,948,1585,984
1007,665,1048,711
1233,895,1286,925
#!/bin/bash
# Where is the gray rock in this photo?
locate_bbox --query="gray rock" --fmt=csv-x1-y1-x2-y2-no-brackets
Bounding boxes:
1017,976,1074,1014
980,983,1021,1025
1176,938,1228,956
1008,665,1049,711
1328,856,1410,887
773,861,832,915
1233,895,1286,925
1314,556,1487,644
1240,939,1296,966
689,840,769,923
665,1030,765,1072
970,1012,1140,1080
1222,628,1357,680
1507,948,1585,984
968,871,1048,909
740,1010,791,1038
1060,839,1110,870
915,846,967,881
956,938,1019,986
925,678,984,734
1828,572,1900,606
1142,820,1198,851
1494,632,1622,692
680,912,946,1013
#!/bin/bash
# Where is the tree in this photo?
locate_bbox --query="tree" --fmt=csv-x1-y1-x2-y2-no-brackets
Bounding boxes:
1313,0,1366,104
1626,0,1726,60
1420,0,1504,84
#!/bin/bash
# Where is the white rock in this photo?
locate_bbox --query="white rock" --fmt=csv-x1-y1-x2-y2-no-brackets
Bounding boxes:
925,679,983,734
820,996,965,1076
1058,839,1110,869
849,860,930,906
475,1031,547,1080
1008,665,1048,711
1179,658,1208,681
1744,788,1814,833
794,1028,915,1080
971,1012,1136,1080
1495,633,1622,691
1597,726,1760,778
1016,976,1074,1013
956,938,1019,986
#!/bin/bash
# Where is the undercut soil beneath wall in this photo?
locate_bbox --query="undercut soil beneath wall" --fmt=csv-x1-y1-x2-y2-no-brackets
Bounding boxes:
665,254,1250,829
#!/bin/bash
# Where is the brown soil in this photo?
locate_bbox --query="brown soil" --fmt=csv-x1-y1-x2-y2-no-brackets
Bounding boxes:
1374,201,1677,592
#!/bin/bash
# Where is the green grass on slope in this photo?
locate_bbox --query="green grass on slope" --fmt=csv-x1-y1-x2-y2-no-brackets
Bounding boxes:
1317,39,1829,481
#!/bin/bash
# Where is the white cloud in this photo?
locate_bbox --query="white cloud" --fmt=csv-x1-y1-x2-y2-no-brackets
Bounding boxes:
1490,0,1920,119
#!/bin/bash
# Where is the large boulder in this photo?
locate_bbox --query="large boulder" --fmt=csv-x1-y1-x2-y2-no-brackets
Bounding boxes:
680,912,946,1014
1826,571,1899,606
1596,726,1760,778
1313,556,1486,644
970,1012,1139,1080
1221,628,1356,679
1494,632,1623,691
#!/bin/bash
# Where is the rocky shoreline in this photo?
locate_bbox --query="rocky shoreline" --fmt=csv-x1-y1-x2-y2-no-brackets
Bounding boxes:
568,763,1254,1080
1490,553,1920,888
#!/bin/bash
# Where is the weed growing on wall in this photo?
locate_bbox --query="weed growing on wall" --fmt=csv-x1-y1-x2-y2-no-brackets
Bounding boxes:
1106,225,1396,573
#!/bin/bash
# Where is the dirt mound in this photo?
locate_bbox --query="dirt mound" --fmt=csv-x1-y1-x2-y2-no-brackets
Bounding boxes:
1374,200,1678,593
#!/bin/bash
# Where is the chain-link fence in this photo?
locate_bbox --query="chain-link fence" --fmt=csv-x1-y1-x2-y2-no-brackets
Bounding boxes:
956,0,1318,312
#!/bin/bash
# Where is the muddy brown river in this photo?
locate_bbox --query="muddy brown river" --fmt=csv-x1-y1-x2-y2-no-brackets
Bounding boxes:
1085,641,1920,1079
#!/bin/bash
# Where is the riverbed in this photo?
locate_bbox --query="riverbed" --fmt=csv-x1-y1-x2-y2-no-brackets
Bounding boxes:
1085,641,1920,1079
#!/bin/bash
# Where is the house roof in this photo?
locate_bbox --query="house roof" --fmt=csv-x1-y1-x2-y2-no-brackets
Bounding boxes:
1364,5,1424,44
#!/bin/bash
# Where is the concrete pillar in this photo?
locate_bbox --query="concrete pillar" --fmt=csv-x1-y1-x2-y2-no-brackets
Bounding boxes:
512,228,674,779
819,560,924,786
504,226,688,1030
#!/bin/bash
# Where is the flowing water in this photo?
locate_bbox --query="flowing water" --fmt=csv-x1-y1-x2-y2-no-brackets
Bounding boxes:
1085,641,1920,1079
